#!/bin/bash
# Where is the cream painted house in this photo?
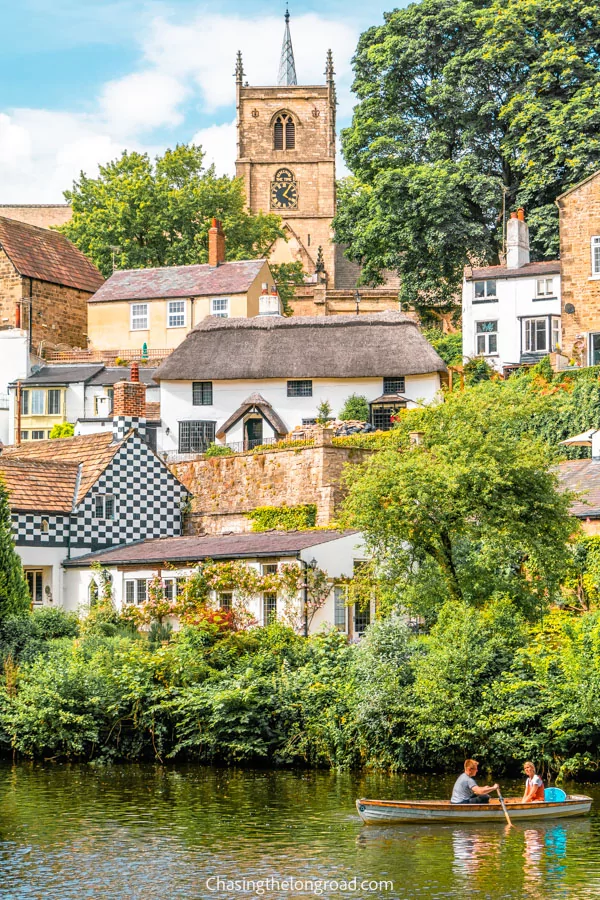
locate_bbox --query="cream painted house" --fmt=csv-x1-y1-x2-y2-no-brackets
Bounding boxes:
87,219,281,352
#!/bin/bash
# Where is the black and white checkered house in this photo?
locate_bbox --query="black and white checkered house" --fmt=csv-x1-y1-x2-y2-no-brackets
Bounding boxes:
0,368,189,606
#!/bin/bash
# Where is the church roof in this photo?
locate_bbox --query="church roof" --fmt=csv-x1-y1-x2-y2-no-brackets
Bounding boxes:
278,8,297,86
89,259,267,302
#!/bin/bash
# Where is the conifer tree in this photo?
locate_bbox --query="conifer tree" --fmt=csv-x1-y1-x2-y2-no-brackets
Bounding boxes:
0,479,30,618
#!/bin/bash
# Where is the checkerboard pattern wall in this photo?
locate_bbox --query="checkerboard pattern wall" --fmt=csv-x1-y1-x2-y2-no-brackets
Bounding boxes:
70,432,186,550
12,432,187,551
12,513,70,546
113,416,146,442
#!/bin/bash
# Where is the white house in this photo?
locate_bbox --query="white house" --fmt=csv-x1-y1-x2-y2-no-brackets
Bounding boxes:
462,210,561,373
153,311,447,454
7,364,160,447
0,329,29,444
63,530,371,637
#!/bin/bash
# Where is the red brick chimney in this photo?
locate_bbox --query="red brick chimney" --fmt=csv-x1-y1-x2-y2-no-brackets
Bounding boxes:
112,363,147,441
208,218,226,267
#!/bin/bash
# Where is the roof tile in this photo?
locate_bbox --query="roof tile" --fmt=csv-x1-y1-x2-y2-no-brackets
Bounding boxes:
0,216,104,292
0,458,79,513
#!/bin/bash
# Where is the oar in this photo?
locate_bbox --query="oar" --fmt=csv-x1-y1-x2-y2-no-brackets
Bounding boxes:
497,787,514,828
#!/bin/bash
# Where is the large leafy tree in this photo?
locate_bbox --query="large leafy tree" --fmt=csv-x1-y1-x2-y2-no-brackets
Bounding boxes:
61,145,285,278
342,385,576,620
0,480,30,619
335,0,600,314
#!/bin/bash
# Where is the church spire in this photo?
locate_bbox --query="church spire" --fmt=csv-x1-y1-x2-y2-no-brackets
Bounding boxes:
235,50,245,85
278,5,298,86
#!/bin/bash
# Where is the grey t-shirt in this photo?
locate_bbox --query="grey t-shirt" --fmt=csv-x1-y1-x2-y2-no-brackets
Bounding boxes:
451,773,478,804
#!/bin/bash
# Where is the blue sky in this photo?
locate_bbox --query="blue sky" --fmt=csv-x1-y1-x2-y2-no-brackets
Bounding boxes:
0,0,402,202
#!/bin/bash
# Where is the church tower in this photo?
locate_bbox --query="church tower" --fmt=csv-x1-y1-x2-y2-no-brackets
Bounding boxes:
235,8,337,285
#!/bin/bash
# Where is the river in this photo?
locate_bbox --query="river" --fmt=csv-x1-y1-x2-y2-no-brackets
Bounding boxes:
1,763,600,899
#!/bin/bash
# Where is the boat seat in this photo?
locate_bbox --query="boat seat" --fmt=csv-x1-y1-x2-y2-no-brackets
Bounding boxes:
544,787,566,802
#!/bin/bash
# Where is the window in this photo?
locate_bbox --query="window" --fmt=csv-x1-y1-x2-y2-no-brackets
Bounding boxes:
20,431,29,441
370,399,407,431
167,300,186,328
334,586,347,632
125,581,136,604
137,579,147,604
40,519,49,534
25,570,43,605
192,382,213,406
383,377,406,395
524,317,549,353
354,602,371,636
21,391,29,415
210,298,229,318
130,303,149,331
262,563,278,577
89,580,99,606
592,236,600,276
274,113,295,150
219,591,233,611
31,431,46,440
94,494,115,520
590,333,600,366
473,280,497,300
94,389,113,416
287,380,312,397
552,317,560,351
47,389,61,415
31,390,45,415
536,278,554,297
302,418,317,426
475,321,498,356
164,578,186,601
263,592,277,625
178,420,216,453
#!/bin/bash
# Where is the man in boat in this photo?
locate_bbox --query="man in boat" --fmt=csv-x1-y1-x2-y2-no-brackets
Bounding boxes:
522,762,545,802
451,759,499,804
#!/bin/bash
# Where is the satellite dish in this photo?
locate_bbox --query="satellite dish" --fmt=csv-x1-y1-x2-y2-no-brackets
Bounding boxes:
565,303,575,314
30,364,42,375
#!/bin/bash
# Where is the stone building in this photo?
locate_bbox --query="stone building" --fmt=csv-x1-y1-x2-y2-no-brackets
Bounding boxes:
0,215,104,352
0,204,72,230
235,11,400,316
557,170,600,366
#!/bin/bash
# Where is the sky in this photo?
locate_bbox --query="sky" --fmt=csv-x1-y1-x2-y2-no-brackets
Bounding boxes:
0,0,402,203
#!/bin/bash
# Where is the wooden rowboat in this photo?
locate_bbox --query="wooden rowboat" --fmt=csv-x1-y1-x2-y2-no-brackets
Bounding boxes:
356,795,592,825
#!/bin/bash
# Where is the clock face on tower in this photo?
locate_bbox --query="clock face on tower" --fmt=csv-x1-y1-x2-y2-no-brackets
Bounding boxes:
270,168,298,209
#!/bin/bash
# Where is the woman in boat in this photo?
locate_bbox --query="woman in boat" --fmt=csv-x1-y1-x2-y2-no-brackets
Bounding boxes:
522,762,545,802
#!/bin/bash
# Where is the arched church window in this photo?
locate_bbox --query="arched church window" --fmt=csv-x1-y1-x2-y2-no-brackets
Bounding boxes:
88,579,99,607
274,114,295,150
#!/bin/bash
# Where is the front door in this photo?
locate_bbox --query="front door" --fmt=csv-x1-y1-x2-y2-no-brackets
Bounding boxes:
245,417,263,449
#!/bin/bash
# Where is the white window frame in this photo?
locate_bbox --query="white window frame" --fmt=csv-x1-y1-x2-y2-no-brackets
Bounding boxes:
210,297,229,318
475,321,498,356
124,579,148,605
31,430,46,440
536,277,554,297
130,303,149,331
592,236,600,276
94,494,116,520
473,280,497,300
523,316,557,354
25,569,44,606
334,585,348,633
30,389,45,415
167,300,186,328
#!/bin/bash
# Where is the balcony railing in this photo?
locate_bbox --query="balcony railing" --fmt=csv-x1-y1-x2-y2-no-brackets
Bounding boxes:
43,348,173,364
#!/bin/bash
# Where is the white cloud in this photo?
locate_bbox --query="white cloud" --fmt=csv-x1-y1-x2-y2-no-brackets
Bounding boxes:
0,8,360,202
99,71,189,135
190,120,237,176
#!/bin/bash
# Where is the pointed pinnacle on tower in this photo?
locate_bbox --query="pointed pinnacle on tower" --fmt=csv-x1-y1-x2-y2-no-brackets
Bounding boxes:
235,50,245,84
278,4,298,86
325,49,335,82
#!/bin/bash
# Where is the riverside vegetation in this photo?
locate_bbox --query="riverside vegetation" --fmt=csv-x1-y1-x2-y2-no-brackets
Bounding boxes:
3,362,600,777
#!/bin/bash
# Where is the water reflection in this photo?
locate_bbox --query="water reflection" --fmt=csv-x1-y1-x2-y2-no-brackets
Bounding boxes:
0,764,598,900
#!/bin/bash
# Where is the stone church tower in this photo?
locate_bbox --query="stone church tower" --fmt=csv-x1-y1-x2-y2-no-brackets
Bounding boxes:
235,9,337,285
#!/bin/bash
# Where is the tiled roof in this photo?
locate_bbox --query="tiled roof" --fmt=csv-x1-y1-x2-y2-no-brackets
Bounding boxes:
0,458,79,513
0,216,104,292
2,432,120,504
14,365,105,386
87,367,158,386
89,259,266,302
64,530,359,567
465,261,560,281
558,459,600,517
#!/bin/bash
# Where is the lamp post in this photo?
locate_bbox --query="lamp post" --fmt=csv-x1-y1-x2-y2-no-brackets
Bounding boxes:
355,288,361,316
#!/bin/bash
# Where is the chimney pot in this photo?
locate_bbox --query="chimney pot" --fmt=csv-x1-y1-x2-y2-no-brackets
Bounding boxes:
510,212,518,219
130,362,140,383
517,207,525,221
208,218,226,267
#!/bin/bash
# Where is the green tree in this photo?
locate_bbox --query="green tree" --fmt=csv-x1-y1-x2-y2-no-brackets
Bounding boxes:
421,329,463,367
0,479,30,619
61,145,285,277
269,261,305,316
342,386,576,619
49,423,74,439
335,0,600,313
316,400,332,425
339,394,370,421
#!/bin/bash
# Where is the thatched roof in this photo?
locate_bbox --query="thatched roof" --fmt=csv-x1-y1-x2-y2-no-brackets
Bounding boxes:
216,393,288,439
154,312,447,382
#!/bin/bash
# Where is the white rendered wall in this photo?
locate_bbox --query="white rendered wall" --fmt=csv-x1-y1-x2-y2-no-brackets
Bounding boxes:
3,330,30,444
462,274,561,372
158,375,442,453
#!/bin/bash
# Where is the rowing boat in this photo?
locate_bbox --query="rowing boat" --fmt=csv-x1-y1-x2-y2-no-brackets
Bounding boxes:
356,795,592,825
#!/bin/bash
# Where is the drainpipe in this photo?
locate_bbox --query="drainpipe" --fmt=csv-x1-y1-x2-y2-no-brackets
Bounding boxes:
15,381,21,446
299,554,309,638
28,278,33,353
